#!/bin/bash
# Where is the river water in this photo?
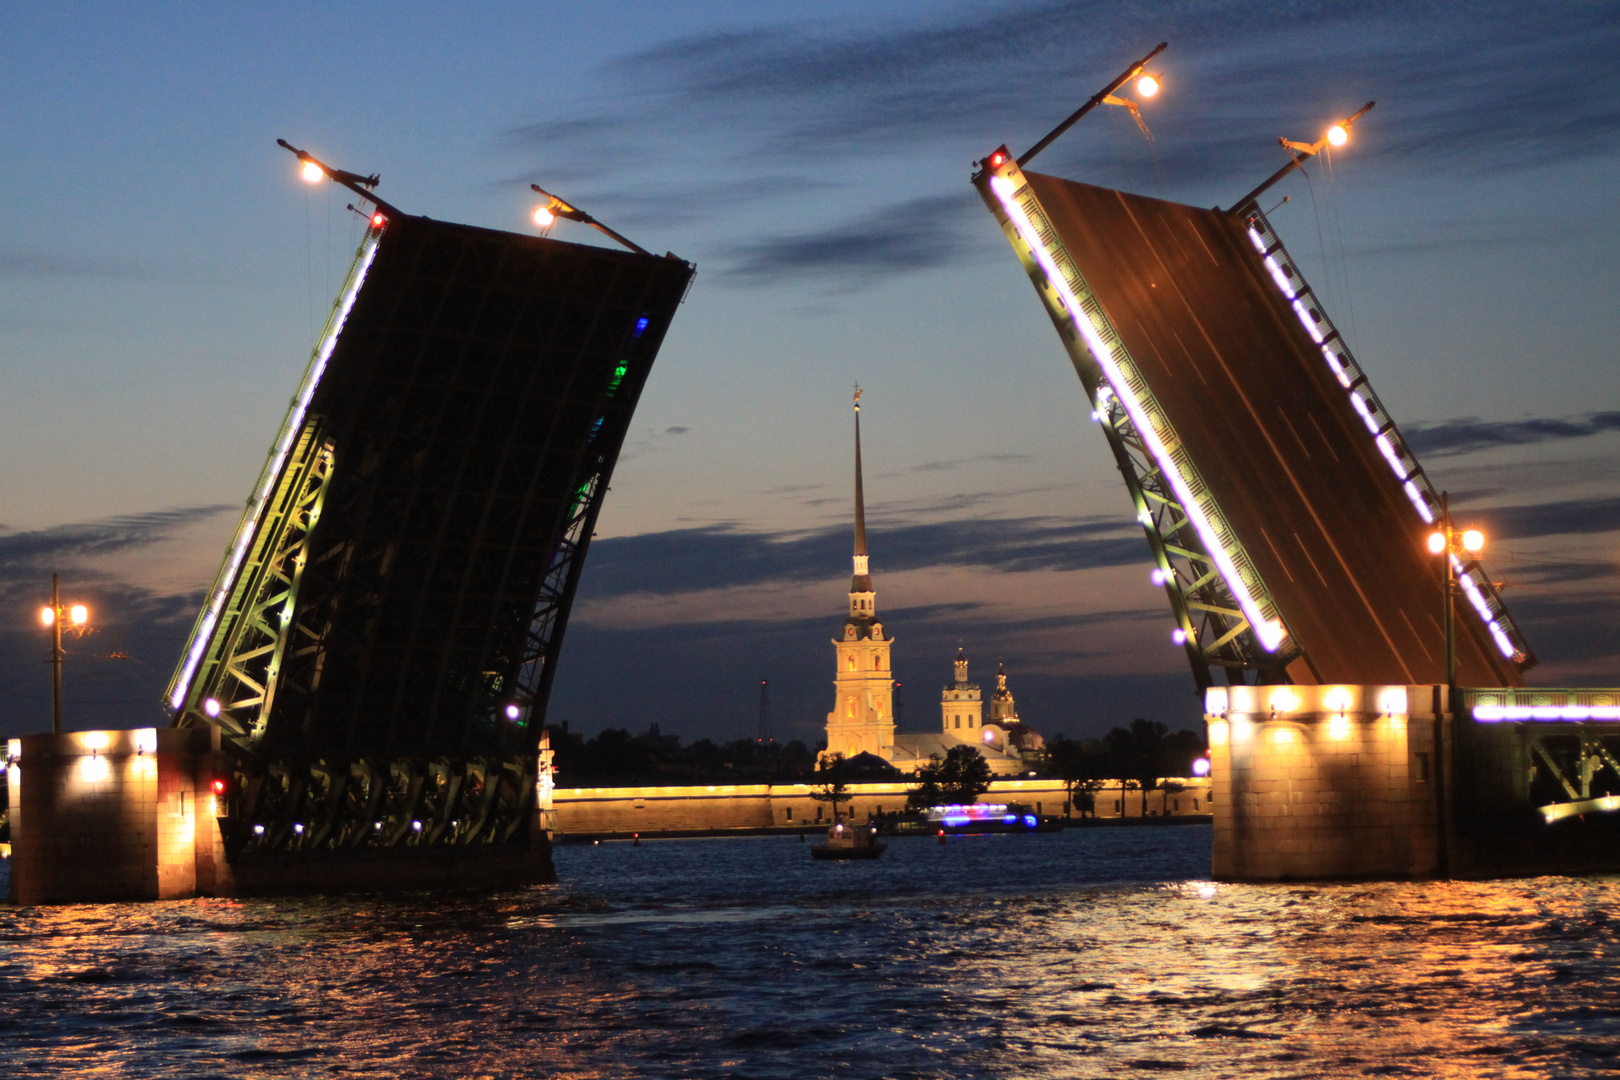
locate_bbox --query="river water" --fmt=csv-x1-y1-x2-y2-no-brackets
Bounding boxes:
3,826,1619,1078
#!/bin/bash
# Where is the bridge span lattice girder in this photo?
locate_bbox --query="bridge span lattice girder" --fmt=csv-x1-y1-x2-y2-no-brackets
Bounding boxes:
985,164,1527,689
168,213,693,766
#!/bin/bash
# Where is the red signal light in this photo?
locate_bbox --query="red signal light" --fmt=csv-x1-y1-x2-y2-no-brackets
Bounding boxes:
990,152,1006,167
371,212,386,228
211,778,227,795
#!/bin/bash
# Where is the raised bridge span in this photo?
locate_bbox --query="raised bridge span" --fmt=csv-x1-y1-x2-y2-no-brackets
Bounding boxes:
159,180,692,891
970,92,1620,877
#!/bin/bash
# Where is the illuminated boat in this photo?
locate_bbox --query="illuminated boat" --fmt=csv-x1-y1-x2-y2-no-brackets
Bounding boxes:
810,820,887,860
914,803,1057,835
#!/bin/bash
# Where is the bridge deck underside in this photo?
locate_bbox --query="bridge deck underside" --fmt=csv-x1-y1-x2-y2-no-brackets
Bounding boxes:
1025,172,1518,687
184,217,692,759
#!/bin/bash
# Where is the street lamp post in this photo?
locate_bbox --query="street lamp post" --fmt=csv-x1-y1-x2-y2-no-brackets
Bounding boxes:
1425,494,1482,881
1428,492,1486,693
39,573,90,735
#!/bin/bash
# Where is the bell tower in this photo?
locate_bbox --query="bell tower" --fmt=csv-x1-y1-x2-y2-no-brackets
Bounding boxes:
826,388,895,760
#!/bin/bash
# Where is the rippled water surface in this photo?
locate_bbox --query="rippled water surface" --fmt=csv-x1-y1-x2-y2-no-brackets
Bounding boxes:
5,826,1620,1078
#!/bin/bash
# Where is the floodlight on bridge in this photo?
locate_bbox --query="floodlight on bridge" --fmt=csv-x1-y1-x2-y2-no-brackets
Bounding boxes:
530,183,651,256
1232,101,1375,211
973,55,1534,691
1015,41,1167,167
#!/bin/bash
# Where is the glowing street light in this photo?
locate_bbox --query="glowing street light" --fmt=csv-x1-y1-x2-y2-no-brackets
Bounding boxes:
275,139,400,222
528,183,652,256
1231,100,1376,211
1428,491,1487,692
41,573,91,735
1012,41,1168,168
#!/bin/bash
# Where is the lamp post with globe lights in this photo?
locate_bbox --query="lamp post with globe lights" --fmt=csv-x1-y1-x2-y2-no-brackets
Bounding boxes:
39,573,90,735
1427,492,1486,693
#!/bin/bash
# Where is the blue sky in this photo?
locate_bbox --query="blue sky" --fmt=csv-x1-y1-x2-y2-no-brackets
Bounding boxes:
1,1,1617,743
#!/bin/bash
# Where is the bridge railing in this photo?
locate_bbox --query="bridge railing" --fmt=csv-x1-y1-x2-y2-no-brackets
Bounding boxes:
1238,201,1534,671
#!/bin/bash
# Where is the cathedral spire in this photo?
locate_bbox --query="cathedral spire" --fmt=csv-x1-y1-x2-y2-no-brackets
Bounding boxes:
853,387,867,561
850,388,872,596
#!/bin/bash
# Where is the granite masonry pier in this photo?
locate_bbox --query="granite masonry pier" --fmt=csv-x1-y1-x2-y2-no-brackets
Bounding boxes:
6,727,229,905
1207,684,1447,881
6,728,555,904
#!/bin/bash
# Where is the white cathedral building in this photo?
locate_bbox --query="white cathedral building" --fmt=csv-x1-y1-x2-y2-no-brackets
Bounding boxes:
824,392,1039,777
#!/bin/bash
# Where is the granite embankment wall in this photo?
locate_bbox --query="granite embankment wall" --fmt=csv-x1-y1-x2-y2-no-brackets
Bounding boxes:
549,776,1212,836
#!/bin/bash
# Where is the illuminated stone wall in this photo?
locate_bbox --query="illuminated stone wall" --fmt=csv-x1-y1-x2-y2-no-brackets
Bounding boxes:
6,728,222,905
1207,684,1445,881
549,777,1210,836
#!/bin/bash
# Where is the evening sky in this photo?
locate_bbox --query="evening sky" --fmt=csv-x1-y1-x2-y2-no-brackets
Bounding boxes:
1,1,1616,743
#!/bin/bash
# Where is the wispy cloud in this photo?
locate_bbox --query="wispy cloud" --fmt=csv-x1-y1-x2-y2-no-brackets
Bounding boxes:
583,515,1142,598
1479,496,1620,541
502,1,1620,285
0,506,233,587
0,246,146,280
722,193,979,285
1405,411,1620,458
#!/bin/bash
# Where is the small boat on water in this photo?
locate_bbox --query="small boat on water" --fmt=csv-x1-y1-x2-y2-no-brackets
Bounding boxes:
811,821,887,860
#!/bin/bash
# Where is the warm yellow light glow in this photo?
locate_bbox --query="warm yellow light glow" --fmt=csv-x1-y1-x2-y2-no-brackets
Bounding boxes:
301,160,325,183
1270,726,1297,744
1378,687,1408,716
1427,532,1447,554
81,731,110,751
134,729,158,755
1207,720,1229,746
1327,124,1348,146
1323,686,1353,714
69,604,88,625
1327,714,1353,741
1136,74,1159,98
1269,688,1299,714
533,204,557,228
40,605,55,626
1462,529,1484,553
80,754,110,782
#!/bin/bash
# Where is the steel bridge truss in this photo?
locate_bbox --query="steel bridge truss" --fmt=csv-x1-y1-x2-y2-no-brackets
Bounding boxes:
188,421,334,756
1092,385,1296,688
220,752,542,856
975,152,1297,690
1526,730,1620,823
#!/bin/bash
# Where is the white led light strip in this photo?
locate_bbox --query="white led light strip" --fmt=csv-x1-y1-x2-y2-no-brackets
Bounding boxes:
990,174,1283,652
168,225,385,709
1241,215,1526,664
1474,704,1620,722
